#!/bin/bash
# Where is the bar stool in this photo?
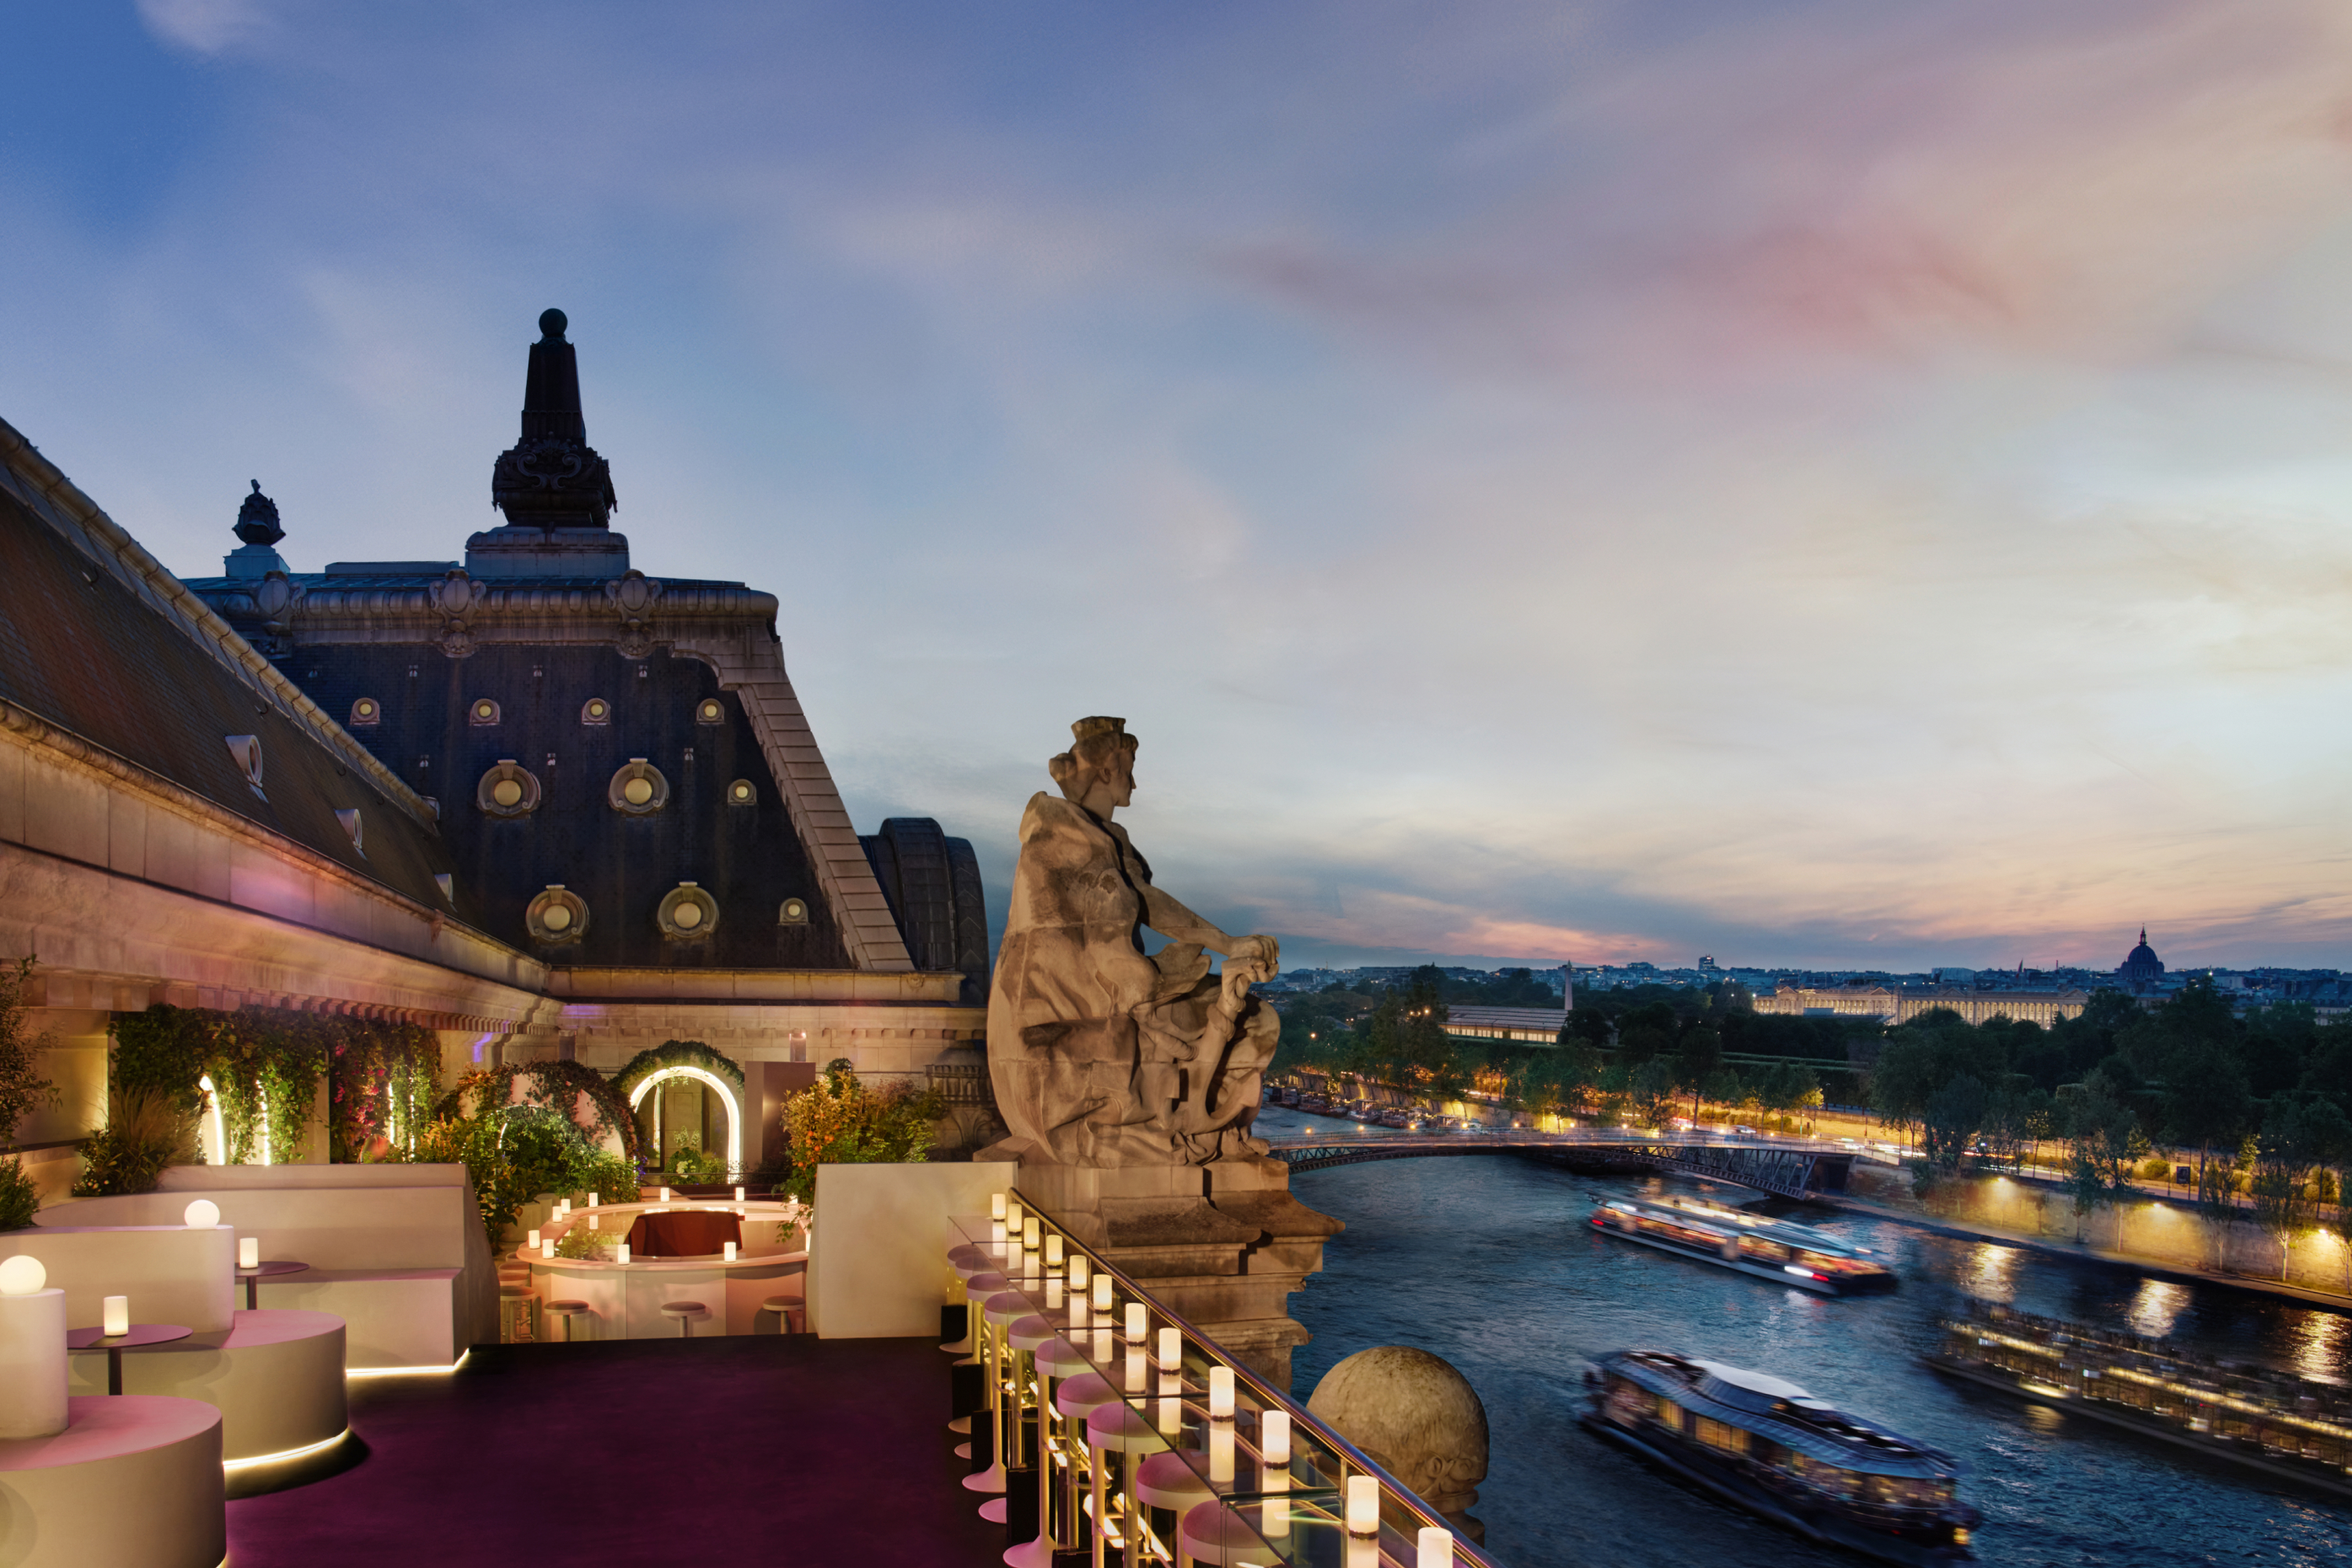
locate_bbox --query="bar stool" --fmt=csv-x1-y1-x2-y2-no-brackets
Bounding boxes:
982,1305,1054,1526
659,1301,709,1338
964,1285,1025,1498
946,1244,995,1355
544,1299,592,1342
499,1283,538,1344
1008,1344,1098,1568
1086,1398,1164,1568
956,1270,1012,1460
1180,1500,1270,1568
757,1295,801,1334
1138,1449,1214,1559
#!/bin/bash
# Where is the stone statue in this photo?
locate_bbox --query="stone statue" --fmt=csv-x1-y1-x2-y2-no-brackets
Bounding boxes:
1308,1346,1490,1541
987,717,1280,1167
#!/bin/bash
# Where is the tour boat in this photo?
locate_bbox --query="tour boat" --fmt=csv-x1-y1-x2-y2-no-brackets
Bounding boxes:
1587,1196,1898,1294
1928,1300,2352,1501
1584,1350,1977,1566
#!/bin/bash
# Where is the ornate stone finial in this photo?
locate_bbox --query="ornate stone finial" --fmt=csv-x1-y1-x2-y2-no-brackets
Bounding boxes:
234,480,284,547
1071,715,1127,742
1308,1347,1490,1541
491,307,616,530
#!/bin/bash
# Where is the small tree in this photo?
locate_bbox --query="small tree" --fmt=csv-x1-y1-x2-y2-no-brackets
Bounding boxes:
779,1060,943,1203
0,956,57,1144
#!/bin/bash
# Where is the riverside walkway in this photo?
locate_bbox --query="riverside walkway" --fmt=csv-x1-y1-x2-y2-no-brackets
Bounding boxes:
1264,1128,1858,1199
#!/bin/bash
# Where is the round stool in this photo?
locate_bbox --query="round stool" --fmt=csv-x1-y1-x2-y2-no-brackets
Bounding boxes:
1087,1397,1164,1567
975,1293,1038,1523
659,1301,709,1338
1181,1499,1272,1567
758,1295,801,1334
545,1299,592,1343
1138,1450,1212,1512
499,1283,538,1344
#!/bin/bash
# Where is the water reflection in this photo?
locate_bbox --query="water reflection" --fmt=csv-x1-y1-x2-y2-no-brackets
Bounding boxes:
1259,1105,2352,1568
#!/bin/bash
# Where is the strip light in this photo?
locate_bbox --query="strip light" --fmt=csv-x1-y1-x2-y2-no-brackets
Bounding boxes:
223,1427,351,1470
347,1350,472,1379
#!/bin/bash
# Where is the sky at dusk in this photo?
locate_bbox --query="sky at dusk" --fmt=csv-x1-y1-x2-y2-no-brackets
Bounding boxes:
5,2,2352,974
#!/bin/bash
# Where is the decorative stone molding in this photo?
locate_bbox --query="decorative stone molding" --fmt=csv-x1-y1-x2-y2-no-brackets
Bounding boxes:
431,568,480,659
604,570,663,658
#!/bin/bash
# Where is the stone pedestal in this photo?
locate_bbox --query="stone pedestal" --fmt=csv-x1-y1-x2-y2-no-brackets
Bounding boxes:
1015,1156,1341,1389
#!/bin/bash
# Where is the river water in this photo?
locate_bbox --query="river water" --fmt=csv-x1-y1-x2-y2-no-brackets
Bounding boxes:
1260,1107,2352,1568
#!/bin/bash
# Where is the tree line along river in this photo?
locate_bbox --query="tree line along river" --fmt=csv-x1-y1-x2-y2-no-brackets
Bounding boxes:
1260,1106,2352,1568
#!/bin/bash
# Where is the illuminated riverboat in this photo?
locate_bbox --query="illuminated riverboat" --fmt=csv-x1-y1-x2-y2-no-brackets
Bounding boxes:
1584,1350,1976,1565
1587,1196,1899,1294
1929,1300,2352,1501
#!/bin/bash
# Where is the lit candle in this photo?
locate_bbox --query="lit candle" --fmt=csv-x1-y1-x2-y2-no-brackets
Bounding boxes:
1158,1392,1181,1436
1006,1202,1023,1232
1209,1365,1235,1419
991,1192,1008,1220
1094,1327,1113,1363
735,1186,746,1202
541,1240,555,1259
1125,1348,1146,1392
1417,1526,1454,1568
1094,1276,1114,1312
616,1243,630,1265
660,1187,672,1203
1157,1325,1180,1370
588,1192,599,1207
1047,1278,1065,1311
102,1295,129,1337
724,1241,739,1261
1022,1218,1040,1252
588,1214,599,1231
1124,1302,1146,1342
1210,1421,1236,1483
1346,1475,1380,1536
1044,1234,1063,1268
526,1230,539,1250
238,1236,260,1269
1262,1409,1292,1465
1068,1258,1089,1294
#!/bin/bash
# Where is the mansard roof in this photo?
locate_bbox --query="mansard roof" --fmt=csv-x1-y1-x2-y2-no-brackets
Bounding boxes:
0,416,471,926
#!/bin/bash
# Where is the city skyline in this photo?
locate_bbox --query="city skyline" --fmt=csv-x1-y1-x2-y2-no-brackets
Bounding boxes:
6,3,2352,973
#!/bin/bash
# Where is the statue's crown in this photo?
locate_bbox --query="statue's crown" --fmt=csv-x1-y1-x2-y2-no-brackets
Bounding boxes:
1070,716,1127,742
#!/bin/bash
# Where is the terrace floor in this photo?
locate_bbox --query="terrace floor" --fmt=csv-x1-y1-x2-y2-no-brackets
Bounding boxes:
227,1335,1002,1567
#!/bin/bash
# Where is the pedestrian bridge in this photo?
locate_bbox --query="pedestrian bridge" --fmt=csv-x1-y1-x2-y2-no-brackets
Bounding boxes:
1262,1129,1857,1200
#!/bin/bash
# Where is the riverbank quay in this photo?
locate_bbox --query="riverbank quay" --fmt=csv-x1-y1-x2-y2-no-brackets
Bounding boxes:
1801,1185,2352,1316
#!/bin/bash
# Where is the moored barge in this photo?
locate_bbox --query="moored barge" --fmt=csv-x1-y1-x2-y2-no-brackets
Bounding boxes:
1928,1299,2352,1501
1588,1196,1898,1294
1584,1349,1976,1565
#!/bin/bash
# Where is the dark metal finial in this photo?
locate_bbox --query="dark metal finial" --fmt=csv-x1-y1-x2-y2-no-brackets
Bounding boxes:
234,481,285,548
538,308,568,343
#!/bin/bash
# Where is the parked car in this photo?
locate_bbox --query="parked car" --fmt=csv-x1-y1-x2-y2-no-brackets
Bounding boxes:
1733,1124,1759,1136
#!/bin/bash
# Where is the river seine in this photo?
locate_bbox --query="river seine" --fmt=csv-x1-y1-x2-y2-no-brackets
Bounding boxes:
1260,1107,2352,1568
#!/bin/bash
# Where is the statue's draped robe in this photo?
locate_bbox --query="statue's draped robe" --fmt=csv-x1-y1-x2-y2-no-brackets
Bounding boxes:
988,792,1274,1167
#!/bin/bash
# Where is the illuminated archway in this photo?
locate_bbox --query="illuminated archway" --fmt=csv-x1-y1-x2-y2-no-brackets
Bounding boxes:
197,1074,228,1166
626,1066,742,1177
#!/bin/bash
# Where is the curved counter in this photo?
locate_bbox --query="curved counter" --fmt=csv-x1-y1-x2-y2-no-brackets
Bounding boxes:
523,1201,807,1339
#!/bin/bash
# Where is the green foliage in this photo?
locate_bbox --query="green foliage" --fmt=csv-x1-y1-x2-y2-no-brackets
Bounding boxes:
1628,1058,1678,1128
0,956,58,1144
404,1099,629,1242
613,1040,746,1101
74,1087,199,1196
554,1225,621,1261
666,1132,728,1184
0,1156,40,1230
778,1060,943,1203
438,1062,641,1164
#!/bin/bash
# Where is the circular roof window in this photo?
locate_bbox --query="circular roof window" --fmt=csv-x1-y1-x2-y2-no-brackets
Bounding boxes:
470,699,500,726
476,760,542,818
526,886,590,945
658,883,719,940
696,698,724,724
607,758,670,816
779,897,809,926
349,697,380,727
728,779,755,804
581,698,612,725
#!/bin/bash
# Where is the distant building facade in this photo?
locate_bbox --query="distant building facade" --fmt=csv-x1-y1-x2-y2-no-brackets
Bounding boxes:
1755,986,2089,1029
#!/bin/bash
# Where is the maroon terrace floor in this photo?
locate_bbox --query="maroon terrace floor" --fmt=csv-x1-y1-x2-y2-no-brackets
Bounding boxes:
228,1336,1004,1568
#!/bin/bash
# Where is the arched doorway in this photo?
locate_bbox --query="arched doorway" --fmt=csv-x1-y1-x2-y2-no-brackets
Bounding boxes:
626,1065,743,1178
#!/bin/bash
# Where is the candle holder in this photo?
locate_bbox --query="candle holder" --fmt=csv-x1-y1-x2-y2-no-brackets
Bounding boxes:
1208,1365,1234,1419
724,1241,739,1261
991,1192,1007,1221
102,1295,129,1338
1345,1475,1380,1536
616,1243,631,1265
238,1236,260,1269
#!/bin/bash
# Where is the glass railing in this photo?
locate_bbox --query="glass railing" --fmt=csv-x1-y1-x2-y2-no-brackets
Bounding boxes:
954,1191,1503,1568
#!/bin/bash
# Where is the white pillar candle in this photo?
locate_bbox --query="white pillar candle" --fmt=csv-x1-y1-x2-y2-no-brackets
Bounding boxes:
1069,1294,1088,1329
1210,1420,1235,1483
588,1214,599,1231
588,1192,599,1207
1047,1279,1064,1311
1346,1475,1380,1535
734,1186,745,1202
1208,1364,1235,1419
541,1240,555,1259
1005,1201,1023,1232
103,1295,130,1337
1093,1327,1113,1363
1157,1325,1180,1370
660,1187,672,1202
1124,1301,1146,1342
1262,1408,1292,1465
1094,1276,1113,1312
525,1230,539,1250
1125,1348,1146,1393
238,1236,260,1269
991,1192,1008,1220
1022,1217,1040,1252
615,1243,630,1265
724,1242,738,1261
1417,1526,1455,1567
991,1220,1007,1247
1044,1234,1063,1267
0,1265,67,1439
1067,1257,1088,1293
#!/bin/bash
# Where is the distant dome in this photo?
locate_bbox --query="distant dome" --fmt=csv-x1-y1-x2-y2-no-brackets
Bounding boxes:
2118,927,2164,982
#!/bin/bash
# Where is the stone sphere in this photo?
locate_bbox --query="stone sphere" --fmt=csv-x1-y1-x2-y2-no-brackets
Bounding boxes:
1307,1345,1490,1519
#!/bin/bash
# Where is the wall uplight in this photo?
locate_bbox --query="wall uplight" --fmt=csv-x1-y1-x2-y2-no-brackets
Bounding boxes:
102,1296,130,1338
239,1236,260,1269
183,1200,220,1229
1208,1365,1235,1419
1346,1475,1380,1536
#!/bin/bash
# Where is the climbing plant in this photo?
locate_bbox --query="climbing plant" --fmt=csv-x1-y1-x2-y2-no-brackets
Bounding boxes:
434,1061,640,1165
777,1058,942,1203
612,1040,746,1102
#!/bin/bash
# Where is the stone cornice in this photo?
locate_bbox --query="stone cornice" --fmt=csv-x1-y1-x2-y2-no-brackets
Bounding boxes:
543,967,966,1004
0,416,440,832
198,574,781,648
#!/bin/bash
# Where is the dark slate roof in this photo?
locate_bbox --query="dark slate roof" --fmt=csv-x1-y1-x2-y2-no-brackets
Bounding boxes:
0,417,472,924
